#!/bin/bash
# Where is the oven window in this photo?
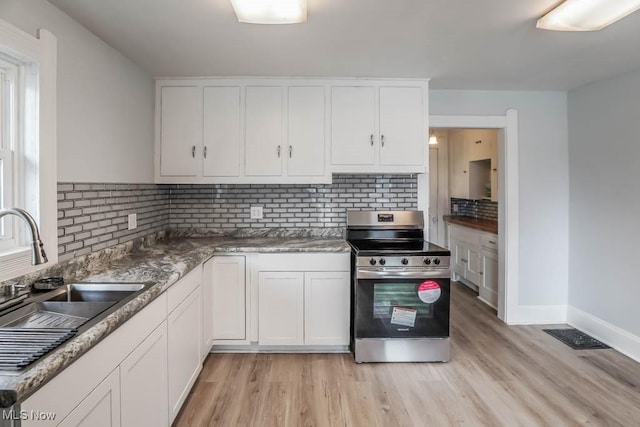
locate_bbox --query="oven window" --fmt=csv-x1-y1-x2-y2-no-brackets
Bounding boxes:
373,283,434,320
354,278,450,339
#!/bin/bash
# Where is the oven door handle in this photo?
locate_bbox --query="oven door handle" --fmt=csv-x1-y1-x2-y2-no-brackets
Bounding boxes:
357,269,450,280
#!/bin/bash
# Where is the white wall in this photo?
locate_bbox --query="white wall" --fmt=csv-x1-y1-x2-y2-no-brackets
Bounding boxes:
0,0,154,183
431,90,569,308
568,68,640,338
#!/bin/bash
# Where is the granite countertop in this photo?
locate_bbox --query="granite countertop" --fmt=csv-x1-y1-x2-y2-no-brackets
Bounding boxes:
0,235,350,407
443,215,498,235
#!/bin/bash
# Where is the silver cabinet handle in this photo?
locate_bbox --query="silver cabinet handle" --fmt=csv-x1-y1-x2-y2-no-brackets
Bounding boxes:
381,134,385,147
488,240,496,244
479,272,484,275
191,146,196,158
461,258,468,263
203,146,207,159
370,134,374,146
289,146,292,158
277,145,281,157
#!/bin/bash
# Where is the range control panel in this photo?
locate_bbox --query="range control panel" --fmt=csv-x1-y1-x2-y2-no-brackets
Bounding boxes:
356,256,450,268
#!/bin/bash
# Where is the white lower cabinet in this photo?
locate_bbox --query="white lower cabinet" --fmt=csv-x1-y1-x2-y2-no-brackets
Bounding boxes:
304,272,350,346
449,224,499,308
168,286,202,423
257,253,350,347
120,321,169,427
208,256,246,342
58,368,120,427
258,271,305,345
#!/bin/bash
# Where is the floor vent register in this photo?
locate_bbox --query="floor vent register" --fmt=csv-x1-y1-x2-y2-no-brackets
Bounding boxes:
543,328,610,350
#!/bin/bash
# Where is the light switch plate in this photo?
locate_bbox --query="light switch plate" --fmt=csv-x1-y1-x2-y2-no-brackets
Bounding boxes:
128,213,137,230
250,206,263,219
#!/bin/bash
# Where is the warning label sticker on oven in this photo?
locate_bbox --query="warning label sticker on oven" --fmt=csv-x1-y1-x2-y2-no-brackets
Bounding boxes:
418,281,442,304
390,307,417,328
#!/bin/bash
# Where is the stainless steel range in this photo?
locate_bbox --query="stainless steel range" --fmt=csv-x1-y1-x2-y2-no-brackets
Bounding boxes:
347,210,451,363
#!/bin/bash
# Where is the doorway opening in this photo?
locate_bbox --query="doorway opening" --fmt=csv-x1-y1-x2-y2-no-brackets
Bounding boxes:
417,111,519,323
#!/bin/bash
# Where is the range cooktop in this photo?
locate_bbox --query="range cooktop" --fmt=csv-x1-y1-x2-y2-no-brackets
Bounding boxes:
348,239,450,256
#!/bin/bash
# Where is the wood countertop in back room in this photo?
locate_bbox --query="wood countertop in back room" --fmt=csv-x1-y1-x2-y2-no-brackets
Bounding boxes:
443,215,498,235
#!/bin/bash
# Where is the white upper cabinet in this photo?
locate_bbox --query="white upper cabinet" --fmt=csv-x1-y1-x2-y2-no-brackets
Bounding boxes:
156,78,428,183
245,86,284,176
331,86,376,166
330,82,428,173
203,86,241,177
159,86,200,177
288,86,326,177
379,86,425,166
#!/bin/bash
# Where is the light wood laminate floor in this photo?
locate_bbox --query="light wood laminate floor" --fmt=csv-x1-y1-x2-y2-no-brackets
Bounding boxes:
175,283,640,426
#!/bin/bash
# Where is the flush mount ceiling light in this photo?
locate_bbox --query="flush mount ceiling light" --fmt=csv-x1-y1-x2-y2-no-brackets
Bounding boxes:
230,0,307,24
537,0,640,31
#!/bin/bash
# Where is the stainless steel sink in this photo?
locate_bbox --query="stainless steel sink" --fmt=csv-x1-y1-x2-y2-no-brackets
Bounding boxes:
0,301,116,329
0,281,154,371
46,283,148,303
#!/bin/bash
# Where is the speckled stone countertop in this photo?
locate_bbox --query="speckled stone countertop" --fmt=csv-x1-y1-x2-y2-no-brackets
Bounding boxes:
0,234,350,407
443,215,498,235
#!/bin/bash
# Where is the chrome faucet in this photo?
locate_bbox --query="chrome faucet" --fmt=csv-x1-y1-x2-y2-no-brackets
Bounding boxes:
0,208,48,265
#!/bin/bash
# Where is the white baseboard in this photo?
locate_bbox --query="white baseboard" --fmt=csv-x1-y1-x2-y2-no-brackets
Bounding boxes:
507,305,567,325
567,306,640,363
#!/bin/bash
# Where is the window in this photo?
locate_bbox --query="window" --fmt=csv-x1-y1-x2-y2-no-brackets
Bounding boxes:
0,19,57,281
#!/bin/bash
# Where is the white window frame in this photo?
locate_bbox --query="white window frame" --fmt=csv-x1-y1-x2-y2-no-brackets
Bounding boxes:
0,19,57,281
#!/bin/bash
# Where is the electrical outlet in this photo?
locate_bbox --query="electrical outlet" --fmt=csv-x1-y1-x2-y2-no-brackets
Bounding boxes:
452,205,459,213
250,206,264,219
127,213,137,230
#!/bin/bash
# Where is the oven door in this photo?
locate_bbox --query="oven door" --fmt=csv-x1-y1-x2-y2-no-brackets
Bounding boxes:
354,269,450,339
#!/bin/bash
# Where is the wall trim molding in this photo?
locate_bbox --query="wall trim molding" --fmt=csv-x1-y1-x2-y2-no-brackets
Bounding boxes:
506,305,567,325
567,306,640,363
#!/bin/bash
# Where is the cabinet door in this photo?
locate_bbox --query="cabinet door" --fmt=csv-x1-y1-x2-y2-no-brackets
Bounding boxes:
245,86,283,176
480,251,499,308
466,247,482,285
120,321,169,427
58,368,120,427
451,239,467,279
168,287,202,423
449,129,469,199
287,86,326,177
210,256,246,340
304,272,350,345
203,86,241,177
160,86,200,177
258,272,304,345
379,86,424,166
467,129,496,161
330,86,375,165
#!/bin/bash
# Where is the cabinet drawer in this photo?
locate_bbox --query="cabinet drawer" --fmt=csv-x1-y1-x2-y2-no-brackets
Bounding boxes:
450,224,480,245
168,267,202,313
480,233,498,252
259,253,349,272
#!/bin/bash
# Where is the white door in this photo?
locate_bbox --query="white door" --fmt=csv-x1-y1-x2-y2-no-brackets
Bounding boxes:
451,239,467,280
203,86,241,177
168,287,202,423
466,246,482,285
287,86,325,177
210,256,246,341
330,86,375,165
160,86,200,177
480,251,499,308
202,260,214,357
58,368,120,427
120,322,169,427
304,272,350,345
245,86,283,176
258,271,304,345
379,86,424,166
429,147,439,245
449,129,469,199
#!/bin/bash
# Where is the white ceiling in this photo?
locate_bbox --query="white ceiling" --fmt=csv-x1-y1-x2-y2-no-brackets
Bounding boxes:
48,0,640,90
